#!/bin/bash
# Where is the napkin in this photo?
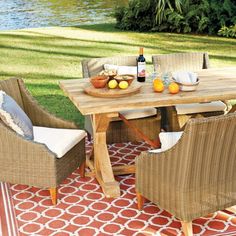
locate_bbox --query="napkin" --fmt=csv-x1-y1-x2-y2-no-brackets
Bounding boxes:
173,71,198,84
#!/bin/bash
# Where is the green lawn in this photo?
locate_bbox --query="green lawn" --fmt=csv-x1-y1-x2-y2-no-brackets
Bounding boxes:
0,23,235,127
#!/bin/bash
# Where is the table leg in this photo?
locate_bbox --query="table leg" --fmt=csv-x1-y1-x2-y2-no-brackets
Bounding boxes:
92,113,120,198
119,113,160,148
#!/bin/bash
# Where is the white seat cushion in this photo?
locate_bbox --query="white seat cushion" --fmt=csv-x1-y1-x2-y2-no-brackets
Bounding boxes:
33,126,86,158
176,101,226,115
120,108,157,120
149,132,183,153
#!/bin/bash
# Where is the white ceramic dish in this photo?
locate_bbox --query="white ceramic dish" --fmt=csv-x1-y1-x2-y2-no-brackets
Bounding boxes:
173,78,200,91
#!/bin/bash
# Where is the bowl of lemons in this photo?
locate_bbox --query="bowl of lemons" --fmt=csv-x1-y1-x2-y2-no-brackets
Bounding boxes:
114,74,135,86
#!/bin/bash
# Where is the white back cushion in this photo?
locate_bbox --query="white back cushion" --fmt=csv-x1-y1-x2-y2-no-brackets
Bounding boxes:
149,132,183,153
0,91,34,140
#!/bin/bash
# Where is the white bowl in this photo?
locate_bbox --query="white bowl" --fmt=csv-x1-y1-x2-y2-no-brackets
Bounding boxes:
173,78,199,91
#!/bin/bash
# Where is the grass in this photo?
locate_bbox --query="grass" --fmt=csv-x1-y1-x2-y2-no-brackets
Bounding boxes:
0,23,235,127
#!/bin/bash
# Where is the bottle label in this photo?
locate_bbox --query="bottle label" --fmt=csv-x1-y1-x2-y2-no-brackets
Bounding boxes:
138,62,146,77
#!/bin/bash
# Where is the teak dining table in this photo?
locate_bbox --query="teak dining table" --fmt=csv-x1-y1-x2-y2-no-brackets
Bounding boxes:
59,67,236,198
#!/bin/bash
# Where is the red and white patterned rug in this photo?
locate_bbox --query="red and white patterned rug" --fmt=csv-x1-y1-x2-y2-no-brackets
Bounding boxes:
1,141,236,236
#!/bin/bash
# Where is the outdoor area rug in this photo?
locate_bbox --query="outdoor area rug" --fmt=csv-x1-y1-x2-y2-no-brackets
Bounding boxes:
1,140,236,236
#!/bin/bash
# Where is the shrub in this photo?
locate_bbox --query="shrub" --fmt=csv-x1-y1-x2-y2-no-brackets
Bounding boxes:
218,25,236,38
208,0,236,34
159,0,210,33
114,0,157,31
114,0,236,35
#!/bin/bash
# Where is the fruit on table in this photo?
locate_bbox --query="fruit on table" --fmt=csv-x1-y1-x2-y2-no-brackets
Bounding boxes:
108,79,118,89
168,82,180,94
115,74,135,85
154,78,162,83
153,79,164,92
119,81,129,89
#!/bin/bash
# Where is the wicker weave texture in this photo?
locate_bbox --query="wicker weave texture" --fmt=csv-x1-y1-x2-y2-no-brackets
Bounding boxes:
165,106,224,132
82,56,161,143
106,114,161,143
0,78,85,189
136,113,236,222
152,52,210,73
0,77,25,109
82,56,137,78
18,79,78,129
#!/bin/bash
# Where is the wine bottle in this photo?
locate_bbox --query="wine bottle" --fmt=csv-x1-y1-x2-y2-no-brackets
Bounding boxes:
137,47,146,82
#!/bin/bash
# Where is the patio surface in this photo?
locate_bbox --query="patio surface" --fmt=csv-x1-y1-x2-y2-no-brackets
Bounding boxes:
1,139,236,236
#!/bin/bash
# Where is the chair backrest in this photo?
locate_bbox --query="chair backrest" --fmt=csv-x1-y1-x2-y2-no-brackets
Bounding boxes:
0,78,24,109
152,52,210,73
81,56,137,78
177,113,236,190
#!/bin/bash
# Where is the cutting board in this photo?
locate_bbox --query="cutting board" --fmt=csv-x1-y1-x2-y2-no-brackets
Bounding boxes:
84,82,142,98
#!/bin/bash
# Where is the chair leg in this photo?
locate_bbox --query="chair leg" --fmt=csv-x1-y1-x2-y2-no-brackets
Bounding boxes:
78,160,86,178
49,188,57,205
181,221,193,236
136,192,145,210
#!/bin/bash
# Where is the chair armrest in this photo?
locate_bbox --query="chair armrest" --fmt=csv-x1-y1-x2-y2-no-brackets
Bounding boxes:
0,121,62,188
81,59,90,78
18,79,78,129
135,133,188,195
0,121,56,161
203,52,210,69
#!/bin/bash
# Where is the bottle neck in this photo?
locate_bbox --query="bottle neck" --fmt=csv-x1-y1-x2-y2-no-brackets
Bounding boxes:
139,47,143,56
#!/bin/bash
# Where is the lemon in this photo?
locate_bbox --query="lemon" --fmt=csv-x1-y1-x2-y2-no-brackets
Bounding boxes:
108,79,118,89
119,81,129,89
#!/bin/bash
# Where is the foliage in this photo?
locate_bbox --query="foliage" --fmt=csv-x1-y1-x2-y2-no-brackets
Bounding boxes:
155,0,183,25
157,0,210,33
218,25,236,38
115,0,236,34
208,0,236,34
114,0,157,31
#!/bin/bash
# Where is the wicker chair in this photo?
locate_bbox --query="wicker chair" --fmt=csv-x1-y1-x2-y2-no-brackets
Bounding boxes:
152,52,226,131
0,78,86,205
82,56,161,144
136,112,236,236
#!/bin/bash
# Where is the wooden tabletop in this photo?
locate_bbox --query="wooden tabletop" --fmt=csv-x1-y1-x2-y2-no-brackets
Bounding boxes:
59,67,236,115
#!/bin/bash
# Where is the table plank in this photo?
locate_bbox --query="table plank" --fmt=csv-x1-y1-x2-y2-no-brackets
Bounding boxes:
60,67,236,115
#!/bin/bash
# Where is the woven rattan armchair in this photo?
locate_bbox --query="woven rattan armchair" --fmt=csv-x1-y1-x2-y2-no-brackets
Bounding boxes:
0,78,86,205
136,113,236,236
82,56,161,144
152,52,226,131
